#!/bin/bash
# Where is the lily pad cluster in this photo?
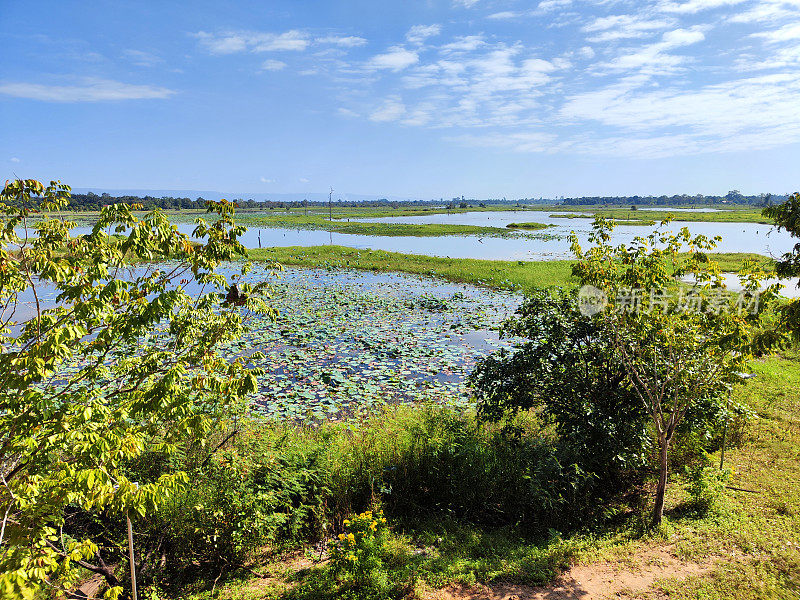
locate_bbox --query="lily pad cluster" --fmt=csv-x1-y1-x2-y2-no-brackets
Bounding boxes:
19,263,521,423
227,266,521,421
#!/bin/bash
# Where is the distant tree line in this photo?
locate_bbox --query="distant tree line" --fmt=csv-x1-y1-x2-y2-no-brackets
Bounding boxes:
560,190,786,207
20,189,788,211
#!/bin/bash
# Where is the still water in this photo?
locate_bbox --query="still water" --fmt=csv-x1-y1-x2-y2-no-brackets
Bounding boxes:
60,210,794,262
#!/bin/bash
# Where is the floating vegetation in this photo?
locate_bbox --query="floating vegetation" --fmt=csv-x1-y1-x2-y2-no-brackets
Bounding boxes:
229,266,521,422
18,263,520,423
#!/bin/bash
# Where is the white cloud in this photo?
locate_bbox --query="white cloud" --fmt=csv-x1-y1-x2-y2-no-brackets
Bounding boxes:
596,26,707,74
558,72,800,156
658,0,747,14
729,0,800,24
374,39,562,129
316,35,368,47
10,157,20,163
261,59,287,71
440,35,487,53
453,0,480,7
487,11,520,19
260,177,275,183
369,97,406,122
193,30,309,54
299,177,310,183
337,107,359,118
406,24,442,44
537,0,573,11
662,27,707,45
368,46,419,71
313,4,800,160
752,22,800,42
583,14,676,42
0,78,176,102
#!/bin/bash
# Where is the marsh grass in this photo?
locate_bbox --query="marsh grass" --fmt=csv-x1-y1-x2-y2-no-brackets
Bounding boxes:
247,246,774,293
549,207,770,224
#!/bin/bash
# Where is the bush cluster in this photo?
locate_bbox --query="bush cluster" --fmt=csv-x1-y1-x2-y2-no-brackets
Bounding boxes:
122,405,605,589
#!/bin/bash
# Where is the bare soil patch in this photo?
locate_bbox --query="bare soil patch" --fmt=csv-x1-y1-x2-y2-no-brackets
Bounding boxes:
422,545,716,600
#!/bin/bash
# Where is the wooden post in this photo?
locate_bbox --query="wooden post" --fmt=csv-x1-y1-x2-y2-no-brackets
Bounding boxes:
127,511,137,600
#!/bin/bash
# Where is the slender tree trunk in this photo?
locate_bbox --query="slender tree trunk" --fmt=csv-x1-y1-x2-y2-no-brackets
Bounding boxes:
652,433,670,527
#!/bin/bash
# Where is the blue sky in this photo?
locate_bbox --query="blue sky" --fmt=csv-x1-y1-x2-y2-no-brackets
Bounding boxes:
2,0,799,199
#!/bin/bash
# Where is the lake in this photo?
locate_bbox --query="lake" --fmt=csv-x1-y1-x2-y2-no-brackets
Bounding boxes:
10,264,522,420
63,210,795,262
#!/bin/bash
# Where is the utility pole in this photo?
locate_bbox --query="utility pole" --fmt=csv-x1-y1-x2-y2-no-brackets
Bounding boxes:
329,187,333,222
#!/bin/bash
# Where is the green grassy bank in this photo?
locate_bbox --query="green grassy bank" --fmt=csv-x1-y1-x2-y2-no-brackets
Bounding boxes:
247,246,775,293
240,214,548,237
549,207,770,224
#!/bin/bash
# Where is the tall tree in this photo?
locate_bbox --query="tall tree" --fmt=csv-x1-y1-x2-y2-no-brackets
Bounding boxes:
0,179,272,598
571,218,776,526
763,191,800,341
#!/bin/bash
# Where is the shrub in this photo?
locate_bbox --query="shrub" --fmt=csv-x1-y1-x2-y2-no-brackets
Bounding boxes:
684,452,731,513
470,290,651,493
139,424,327,577
322,406,589,534
328,509,389,589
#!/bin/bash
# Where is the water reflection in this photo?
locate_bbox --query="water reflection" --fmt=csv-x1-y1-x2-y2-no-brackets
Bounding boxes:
15,210,796,262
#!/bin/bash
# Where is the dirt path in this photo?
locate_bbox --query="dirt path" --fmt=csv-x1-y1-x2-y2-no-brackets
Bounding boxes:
423,545,716,600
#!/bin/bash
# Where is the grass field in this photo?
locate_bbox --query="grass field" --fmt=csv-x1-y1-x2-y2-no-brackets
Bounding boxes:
237,213,549,237
549,207,770,224
248,245,775,293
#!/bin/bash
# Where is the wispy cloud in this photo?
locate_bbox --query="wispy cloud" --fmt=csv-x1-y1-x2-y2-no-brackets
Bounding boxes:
406,24,442,44
583,14,676,42
261,59,287,71
316,35,368,47
487,11,520,20
594,26,707,74
658,0,747,14
187,0,800,161
0,78,176,102
369,96,406,121
440,35,486,53
367,46,419,71
9,157,20,163
193,30,309,54
537,0,574,12
729,0,800,24
557,72,800,156
752,22,800,43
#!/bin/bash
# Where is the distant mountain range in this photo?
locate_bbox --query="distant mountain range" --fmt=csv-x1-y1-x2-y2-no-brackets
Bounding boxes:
71,188,426,203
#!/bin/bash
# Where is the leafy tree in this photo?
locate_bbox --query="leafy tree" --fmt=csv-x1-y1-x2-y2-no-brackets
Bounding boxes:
570,218,776,525
470,290,650,489
0,179,272,598
763,191,800,341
